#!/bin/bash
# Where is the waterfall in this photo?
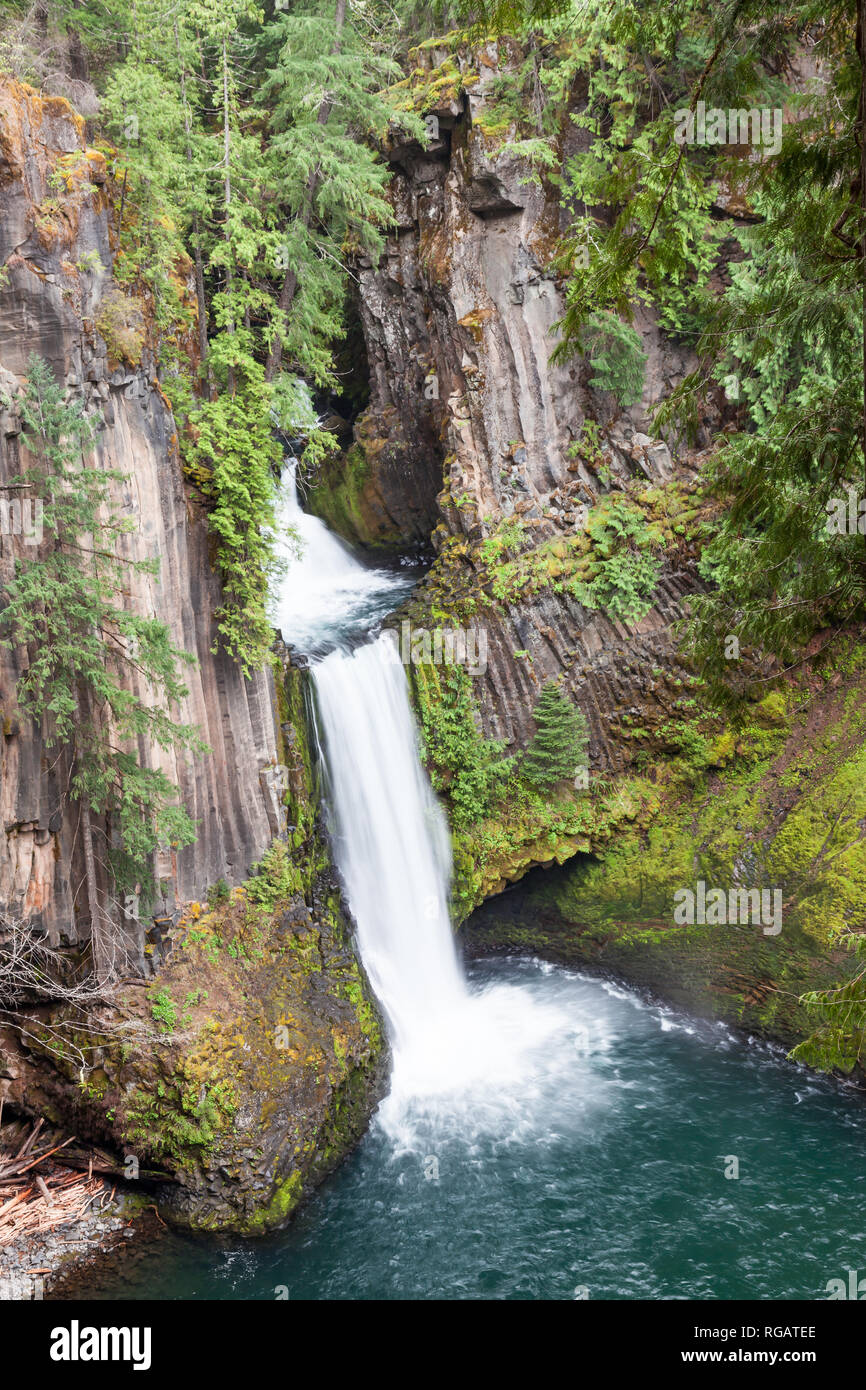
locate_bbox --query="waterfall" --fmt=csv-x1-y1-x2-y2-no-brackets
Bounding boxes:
312,634,569,1139
274,462,465,1063
313,639,468,1067
273,461,413,655
275,464,568,1142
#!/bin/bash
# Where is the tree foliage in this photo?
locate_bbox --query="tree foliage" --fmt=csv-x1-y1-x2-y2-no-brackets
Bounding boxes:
522,681,589,788
20,0,424,673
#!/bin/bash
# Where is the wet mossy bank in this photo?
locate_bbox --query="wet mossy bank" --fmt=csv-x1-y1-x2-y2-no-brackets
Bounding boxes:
463,855,849,1053
460,645,866,1072
1,660,388,1236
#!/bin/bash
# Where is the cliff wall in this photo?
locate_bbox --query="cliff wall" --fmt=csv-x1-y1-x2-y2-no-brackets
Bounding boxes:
311,39,715,769
0,78,285,948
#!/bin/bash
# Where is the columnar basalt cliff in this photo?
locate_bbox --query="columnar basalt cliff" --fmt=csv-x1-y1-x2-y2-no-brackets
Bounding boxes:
0,79,387,1233
0,660,388,1234
313,40,713,772
0,78,285,946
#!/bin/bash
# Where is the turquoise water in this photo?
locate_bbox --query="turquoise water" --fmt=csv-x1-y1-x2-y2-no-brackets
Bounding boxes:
89,958,866,1302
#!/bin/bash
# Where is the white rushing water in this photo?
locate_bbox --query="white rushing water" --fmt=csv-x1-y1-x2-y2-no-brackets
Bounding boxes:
273,461,414,654
275,463,572,1146
314,637,573,1143
313,641,462,1048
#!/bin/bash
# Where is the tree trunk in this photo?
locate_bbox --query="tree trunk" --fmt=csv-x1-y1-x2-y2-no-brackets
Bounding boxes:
265,0,347,382
79,797,114,986
75,685,114,986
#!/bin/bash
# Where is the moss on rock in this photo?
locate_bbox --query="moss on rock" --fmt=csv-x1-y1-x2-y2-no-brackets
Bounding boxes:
464,645,866,1066
15,657,388,1236
307,439,395,548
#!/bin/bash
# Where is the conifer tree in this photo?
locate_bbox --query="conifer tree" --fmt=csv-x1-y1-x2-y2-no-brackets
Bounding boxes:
522,682,589,789
41,0,424,676
0,356,204,984
261,0,420,383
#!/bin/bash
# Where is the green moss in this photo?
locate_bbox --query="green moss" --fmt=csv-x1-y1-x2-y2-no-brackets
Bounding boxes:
389,50,480,114
451,776,659,920
465,650,866,1058
342,977,383,1047
755,690,787,725
307,441,388,545
240,1170,304,1235
278,661,321,853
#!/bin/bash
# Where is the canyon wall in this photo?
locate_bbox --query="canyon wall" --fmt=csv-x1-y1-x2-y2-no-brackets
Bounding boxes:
0,81,389,1234
0,77,285,949
314,39,716,771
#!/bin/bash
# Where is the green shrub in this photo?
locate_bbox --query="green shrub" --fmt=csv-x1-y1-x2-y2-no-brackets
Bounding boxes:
207,877,231,908
416,665,513,828
570,497,663,623
245,839,295,909
150,988,178,1033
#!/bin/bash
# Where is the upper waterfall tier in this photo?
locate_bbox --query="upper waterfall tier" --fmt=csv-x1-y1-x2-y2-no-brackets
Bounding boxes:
273,462,416,655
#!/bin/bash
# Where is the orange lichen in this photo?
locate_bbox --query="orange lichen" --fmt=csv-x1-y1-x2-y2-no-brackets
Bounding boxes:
458,306,495,343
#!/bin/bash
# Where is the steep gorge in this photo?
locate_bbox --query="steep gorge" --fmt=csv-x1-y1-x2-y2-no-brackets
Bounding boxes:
0,77,283,941
310,37,866,1070
312,37,707,764
0,21,864,1253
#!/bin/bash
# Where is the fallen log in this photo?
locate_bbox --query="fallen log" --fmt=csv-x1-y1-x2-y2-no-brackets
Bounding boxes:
11,1118,43,1162
13,1136,76,1178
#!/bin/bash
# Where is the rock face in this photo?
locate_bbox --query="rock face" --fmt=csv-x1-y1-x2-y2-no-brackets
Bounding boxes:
0,867,389,1234
312,40,711,771
0,77,285,946
463,646,866,1071
0,79,389,1235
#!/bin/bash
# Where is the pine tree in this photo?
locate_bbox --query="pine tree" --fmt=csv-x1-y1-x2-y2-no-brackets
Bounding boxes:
0,356,204,984
522,682,589,789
